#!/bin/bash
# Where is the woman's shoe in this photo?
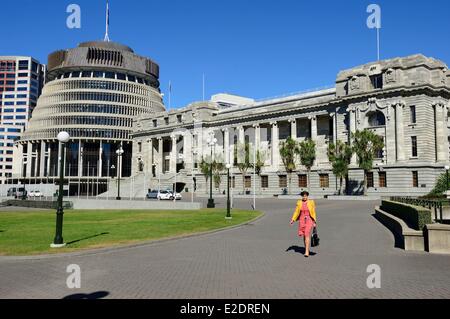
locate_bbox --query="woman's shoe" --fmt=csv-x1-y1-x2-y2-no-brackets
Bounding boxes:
304,254,309,258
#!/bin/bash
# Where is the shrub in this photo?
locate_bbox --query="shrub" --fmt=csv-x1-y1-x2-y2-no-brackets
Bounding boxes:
380,200,432,230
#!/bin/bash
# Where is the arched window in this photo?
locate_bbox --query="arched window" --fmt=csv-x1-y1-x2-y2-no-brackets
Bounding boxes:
367,111,386,127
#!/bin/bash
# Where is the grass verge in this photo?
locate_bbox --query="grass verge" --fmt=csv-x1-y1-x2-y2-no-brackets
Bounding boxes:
0,208,262,256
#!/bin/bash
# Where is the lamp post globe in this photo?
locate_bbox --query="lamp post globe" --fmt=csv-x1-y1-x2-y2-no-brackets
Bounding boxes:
57,131,70,143
51,131,70,248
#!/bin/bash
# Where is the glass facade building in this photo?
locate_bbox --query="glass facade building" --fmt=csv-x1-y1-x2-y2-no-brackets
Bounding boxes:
0,56,45,184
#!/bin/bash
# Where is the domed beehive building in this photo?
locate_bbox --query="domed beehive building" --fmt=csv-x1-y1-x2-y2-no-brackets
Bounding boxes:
15,40,165,195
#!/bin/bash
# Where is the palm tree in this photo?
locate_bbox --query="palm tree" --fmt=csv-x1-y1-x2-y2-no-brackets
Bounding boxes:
199,156,211,194
328,140,353,195
212,154,225,192
254,149,267,194
235,142,252,194
299,139,316,189
352,129,384,195
279,137,299,194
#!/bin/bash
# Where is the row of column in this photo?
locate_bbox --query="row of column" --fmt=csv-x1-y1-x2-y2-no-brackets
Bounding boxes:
146,116,323,175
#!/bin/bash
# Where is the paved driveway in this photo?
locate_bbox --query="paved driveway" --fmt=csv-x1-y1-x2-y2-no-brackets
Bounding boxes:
0,198,449,299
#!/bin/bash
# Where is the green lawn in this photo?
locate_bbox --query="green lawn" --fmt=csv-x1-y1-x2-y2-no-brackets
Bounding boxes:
0,209,262,256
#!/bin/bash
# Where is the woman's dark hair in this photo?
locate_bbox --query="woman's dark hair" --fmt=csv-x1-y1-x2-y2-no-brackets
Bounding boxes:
300,191,310,196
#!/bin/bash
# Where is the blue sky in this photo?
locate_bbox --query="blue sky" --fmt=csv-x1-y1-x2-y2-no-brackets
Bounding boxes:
1,0,449,108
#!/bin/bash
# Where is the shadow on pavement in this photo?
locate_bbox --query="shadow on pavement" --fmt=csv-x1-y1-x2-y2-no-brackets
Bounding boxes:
63,291,109,299
286,245,317,256
371,213,404,249
66,232,110,245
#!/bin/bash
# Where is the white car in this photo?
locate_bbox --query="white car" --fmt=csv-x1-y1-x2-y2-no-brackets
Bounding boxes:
171,191,182,200
157,190,174,200
28,190,43,198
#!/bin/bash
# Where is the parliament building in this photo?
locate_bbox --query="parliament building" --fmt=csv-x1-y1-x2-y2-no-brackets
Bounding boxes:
130,54,450,197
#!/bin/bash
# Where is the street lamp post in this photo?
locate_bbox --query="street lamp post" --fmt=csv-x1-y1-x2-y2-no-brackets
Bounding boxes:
51,131,70,248
206,135,217,208
226,163,232,219
116,144,124,200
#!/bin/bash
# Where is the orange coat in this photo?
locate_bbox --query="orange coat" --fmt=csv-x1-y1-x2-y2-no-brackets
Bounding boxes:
291,199,317,223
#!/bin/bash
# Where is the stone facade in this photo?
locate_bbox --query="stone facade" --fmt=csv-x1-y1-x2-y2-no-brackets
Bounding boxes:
131,54,450,197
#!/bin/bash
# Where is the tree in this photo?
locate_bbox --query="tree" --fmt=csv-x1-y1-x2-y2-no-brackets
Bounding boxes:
235,142,252,194
427,172,450,198
212,154,225,192
352,129,384,195
279,137,299,194
299,139,316,189
254,149,267,194
199,156,212,194
328,140,353,195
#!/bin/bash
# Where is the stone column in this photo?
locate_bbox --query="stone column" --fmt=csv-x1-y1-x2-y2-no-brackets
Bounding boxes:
183,132,193,171
170,135,177,173
309,116,317,141
223,128,230,165
348,108,357,165
148,138,154,174
47,143,52,177
290,118,297,139
271,122,279,169
395,102,405,161
158,137,164,173
39,141,46,177
434,102,448,162
385,105,396,165
238,126,245,145
25,142,32,178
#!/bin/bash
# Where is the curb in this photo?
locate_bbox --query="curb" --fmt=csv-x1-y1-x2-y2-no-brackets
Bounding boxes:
0,212,266,261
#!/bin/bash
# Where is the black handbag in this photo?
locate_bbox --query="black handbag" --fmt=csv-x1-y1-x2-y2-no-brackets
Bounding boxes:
311,226,320,247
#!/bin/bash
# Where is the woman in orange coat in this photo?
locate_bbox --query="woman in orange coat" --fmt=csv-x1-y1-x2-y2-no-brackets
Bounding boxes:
290,191,317,257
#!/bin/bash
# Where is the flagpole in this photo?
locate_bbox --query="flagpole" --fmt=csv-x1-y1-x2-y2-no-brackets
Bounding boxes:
104,0,110,42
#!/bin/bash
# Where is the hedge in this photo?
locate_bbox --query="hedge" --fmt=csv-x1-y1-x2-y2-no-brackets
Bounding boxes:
3,200,73,210
380,200,432,231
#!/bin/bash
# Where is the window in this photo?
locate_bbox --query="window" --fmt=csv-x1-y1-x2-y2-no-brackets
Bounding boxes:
279,175,287,188
366,172,374,188
410,105,416,124
18,73,28,77
138,142,142,153
164,117,169,125
298,174,307,188
379,172,387,188
261,176,269,188
18,60,29,70
368,111,386,127
412,171,419,188
117,73,126,80
370,74,383,89
81,71,91,78
153,119,157,127
411,136,418,157
177,114,182,123
105,72,115,79
319,174,329,188
244,176,251,188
